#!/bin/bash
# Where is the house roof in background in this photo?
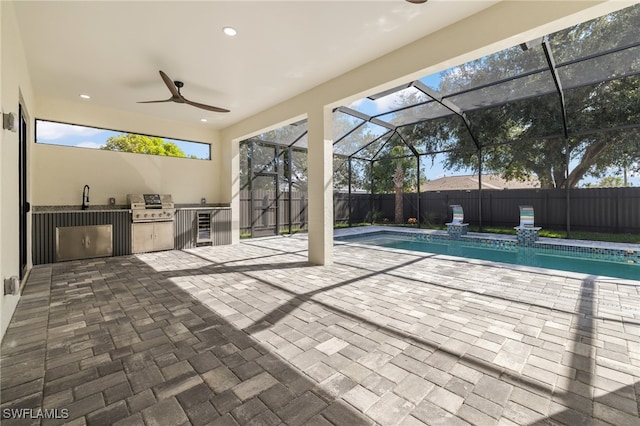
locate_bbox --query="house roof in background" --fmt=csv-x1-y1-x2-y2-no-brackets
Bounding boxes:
423,174,539,191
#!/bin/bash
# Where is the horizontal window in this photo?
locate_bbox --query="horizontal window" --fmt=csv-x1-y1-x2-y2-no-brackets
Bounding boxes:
35,119,211,160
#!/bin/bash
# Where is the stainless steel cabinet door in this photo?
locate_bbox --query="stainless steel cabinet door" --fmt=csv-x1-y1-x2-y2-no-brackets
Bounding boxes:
153,222,175,251
132,222,154,253
56,225,113,261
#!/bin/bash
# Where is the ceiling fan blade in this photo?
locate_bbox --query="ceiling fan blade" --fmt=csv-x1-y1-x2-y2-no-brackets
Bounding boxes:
137,98,174,104
183,98,230,113
159,70,181,98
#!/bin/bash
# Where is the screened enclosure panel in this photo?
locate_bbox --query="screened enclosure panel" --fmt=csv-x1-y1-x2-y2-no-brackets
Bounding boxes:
333,155,350,192
377,101,453,127
448,69,557,112
287,149,308,191
349,85,430,116
333,110,365,143
251,143,279,174
249,121,308,147
370,132,415,161
465,91,566,144
349,133,394,160
435,45,549,97
239,142,250,190
333,120,390,156
395,114,478,154
564,75,640,133
558,45,640,90
293,133,308,149
421,150,479,184
568,126,640,188
549,5,640,64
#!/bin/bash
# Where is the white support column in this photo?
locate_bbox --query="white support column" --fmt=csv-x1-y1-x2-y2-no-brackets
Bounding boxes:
306,106,333,265
220,136,240,244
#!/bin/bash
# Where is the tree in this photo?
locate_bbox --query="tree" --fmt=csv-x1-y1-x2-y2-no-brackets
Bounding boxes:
393,5,640,189
370,142,421,194
393,162,404,223
583,176,625,188
101,133,187,157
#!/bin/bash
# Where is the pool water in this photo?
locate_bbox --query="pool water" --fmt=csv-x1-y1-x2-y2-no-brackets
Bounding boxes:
337,233,640,281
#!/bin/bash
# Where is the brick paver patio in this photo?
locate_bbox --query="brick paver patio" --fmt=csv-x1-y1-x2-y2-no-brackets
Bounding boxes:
1,233,639,425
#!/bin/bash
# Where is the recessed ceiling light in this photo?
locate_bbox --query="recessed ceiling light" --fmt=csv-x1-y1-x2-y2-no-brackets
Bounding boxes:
200,118,208,122
79,94,91,99
222,26,237,37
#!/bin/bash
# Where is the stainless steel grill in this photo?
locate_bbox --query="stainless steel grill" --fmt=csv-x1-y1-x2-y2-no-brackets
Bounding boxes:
127,194,175,222
128,194,176,253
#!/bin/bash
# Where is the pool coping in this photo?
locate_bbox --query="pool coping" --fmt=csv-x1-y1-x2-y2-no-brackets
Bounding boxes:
334,226,640,285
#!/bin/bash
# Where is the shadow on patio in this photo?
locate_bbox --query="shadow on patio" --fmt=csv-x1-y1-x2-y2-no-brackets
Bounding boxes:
0,255,371,425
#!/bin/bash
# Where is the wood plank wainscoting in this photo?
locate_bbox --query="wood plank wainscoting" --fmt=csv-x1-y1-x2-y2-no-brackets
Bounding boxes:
174,208,232,249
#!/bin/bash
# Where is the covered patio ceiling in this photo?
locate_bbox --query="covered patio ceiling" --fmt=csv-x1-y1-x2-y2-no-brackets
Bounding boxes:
12,0,500,129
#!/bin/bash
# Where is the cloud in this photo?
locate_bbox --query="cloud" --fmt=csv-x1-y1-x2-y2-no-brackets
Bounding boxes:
37,121,102,140
76,141,103,149
349,98,365,109
346,93,404,116
373,92,404,113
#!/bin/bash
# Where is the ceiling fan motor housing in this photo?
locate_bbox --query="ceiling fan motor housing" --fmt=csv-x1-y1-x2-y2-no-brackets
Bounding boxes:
137,70,230,113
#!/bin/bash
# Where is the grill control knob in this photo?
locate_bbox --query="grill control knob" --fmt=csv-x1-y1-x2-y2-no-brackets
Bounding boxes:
144,213,148,218
136,213,140,218
152,213,156,217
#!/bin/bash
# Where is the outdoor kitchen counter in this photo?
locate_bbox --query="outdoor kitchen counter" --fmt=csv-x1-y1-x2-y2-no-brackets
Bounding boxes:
33,206,130,212
33,205,231,211
174,207,232,249
175,205,230,210
33,206,233,264
32,208,132,264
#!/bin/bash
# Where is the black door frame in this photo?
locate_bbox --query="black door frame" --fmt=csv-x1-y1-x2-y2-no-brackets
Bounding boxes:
18,104,29,279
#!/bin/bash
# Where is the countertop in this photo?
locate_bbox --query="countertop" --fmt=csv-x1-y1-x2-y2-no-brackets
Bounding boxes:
176,205,231,210
34,204,231,212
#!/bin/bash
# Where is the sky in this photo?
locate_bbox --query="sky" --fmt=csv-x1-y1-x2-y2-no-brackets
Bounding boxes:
36,120,211,160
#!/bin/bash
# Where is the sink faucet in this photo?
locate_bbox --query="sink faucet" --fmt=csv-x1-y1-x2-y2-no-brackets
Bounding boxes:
81,185,90,210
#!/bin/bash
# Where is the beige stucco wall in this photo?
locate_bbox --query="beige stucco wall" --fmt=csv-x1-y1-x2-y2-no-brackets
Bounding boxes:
1,0,35,338
33,98,221,206
31,144,218,206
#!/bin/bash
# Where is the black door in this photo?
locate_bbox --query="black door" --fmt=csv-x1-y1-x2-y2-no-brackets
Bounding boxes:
19,105,29,279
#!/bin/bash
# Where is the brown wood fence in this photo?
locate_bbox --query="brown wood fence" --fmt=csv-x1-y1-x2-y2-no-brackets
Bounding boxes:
241,187,640,235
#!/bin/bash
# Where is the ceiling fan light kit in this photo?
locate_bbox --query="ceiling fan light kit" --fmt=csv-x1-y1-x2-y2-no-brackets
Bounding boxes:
138,70,230,113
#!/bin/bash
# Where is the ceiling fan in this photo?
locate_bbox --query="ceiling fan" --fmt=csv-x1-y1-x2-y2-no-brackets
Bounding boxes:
138,70,230,113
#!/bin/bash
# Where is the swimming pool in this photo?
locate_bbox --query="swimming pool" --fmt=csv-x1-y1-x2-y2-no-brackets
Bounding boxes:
336,231,640,281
